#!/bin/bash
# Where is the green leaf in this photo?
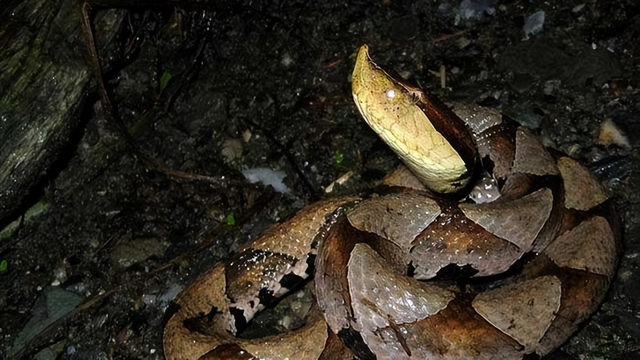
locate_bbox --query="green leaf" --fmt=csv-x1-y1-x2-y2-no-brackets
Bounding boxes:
333,151,344,165
0,259,7,273
160,70,172,90
225,213,235,226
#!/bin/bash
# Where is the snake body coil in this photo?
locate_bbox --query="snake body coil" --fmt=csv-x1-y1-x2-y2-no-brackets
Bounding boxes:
163,45,620,360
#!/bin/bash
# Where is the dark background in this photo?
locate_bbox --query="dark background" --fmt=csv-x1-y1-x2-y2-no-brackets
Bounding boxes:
1,0,638,359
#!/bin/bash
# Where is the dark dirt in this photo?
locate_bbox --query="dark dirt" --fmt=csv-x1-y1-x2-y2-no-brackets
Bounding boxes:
1,0,639,359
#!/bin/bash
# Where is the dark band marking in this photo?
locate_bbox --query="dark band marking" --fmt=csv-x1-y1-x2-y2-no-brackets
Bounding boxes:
279,273,305,291
306,253,316,276
434,263,479,279
337,327,377,360
279,253,316,290
230,306,248,334
162,301,182,328
387,315,411,356
406,262,416,277
183,306,221,335
257,288,277,307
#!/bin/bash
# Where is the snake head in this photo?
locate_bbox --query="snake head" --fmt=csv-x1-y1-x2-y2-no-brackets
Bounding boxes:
352,44,479,195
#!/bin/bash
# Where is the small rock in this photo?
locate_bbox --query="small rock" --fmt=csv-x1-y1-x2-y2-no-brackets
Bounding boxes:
110,237,168,268
459,0,495,21
281,53,293,67
543,79,562,95
242,167,291,194
242,129,252,142
524,11,545,36
221,138,244,163
598,119,631,148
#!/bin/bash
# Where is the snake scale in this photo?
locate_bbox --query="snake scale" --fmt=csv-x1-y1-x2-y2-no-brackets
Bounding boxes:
162,45,621,360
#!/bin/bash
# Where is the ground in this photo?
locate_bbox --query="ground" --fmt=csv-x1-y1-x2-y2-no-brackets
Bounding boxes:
0,0,639,359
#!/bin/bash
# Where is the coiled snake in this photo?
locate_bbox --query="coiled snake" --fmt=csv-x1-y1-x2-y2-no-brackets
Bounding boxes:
162,45,621,360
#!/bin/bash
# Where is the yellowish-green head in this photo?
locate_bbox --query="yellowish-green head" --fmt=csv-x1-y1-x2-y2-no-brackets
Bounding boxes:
352,45,476,194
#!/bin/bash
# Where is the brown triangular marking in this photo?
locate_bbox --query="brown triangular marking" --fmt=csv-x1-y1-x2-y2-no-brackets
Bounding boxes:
472,276,561,350
512,128,559,176
459,188,553,250
557,157,608,211
544,216,616,279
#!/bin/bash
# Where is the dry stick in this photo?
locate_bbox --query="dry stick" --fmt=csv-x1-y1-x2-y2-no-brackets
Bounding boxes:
6,3,256,353
79,1,273,272
80,2,298,274
81,3,234,186
14,187,277,359
15,3,304,358
432,30,467,43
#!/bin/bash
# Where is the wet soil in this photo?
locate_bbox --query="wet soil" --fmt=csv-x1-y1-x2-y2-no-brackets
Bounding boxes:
1,0,639,359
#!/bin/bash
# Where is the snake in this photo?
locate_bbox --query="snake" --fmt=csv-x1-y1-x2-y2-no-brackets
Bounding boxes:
162,45,621,360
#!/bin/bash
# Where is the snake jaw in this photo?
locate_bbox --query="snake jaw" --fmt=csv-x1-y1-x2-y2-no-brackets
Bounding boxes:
352,44,476,195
